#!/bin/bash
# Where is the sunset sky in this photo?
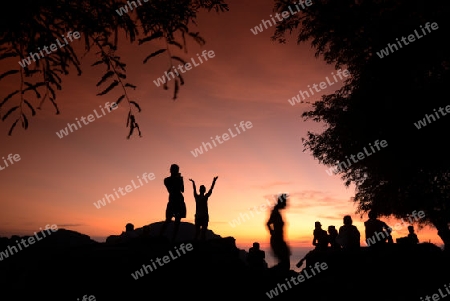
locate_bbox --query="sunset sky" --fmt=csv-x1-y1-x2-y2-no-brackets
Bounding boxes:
0,0,443,251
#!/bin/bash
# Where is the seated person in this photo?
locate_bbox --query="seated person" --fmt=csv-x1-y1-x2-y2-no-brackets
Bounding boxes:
397,226,419,244
120,223,139,242
364,210,393,247
247,242,268,270
313,221,328,250
328,225,340,250
336,215,360,250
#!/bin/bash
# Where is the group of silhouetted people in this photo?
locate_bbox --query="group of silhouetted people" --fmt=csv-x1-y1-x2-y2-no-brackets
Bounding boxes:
158,165,420,273
159,164,218,241
312,222,340,250
256,194,421,273
309,210,420,251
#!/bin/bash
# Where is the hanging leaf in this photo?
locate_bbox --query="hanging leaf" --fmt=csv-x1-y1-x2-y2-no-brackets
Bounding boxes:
133,121,142,137
130,101,141,112
171,56,187,65
125,83,136,89
138,31,164,45
49,97,60,114
23,99,36,116
178,73,185,85
126,111,131,127
8,119,19,136
24,82,44,98
96,71,115,86
22,113,28,129
0,52,18,61
97,80,119,96
116,95,125,106
168,40,183,49
1,90,19,107
2,106,19,121
91,60,104,67
188,32,206,45
0,70,19,81
173,79,179,100
143,49,166,64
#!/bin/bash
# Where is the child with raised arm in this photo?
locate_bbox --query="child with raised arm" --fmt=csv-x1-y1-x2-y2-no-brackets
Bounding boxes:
189,176,218,240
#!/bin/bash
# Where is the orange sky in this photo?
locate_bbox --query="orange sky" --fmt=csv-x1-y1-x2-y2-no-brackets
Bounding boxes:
0,0,443,249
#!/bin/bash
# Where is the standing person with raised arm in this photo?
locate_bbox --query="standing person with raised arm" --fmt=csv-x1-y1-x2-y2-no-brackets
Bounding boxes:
189,176,218,240
267,193,291,273
159,164,186,242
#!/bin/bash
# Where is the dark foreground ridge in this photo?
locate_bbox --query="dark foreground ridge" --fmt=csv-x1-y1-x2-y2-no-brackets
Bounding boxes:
0,223,449,301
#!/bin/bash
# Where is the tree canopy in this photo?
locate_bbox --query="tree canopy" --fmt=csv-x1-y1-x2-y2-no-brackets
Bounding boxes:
272,0,450,248
0,0,228,138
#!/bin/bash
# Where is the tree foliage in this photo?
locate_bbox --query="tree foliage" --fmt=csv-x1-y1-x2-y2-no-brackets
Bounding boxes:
272,0,450,247
0,0,228,138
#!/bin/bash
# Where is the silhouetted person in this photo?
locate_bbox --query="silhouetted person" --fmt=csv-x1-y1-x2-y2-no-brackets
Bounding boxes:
364,210,393,247
328,225,340,250
126,223,134,231
159,164,186,241
120,223,138,242
407,225,419,243
397,225,419,245
247,242,268,271
336,215,360,250
267,193,291,272
312,221,328,250
189,176,218,240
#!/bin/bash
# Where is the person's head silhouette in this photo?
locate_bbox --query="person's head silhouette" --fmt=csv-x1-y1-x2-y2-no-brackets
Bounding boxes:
276,193,288,209
253,242,260,250
328,225,336,233
368,210,378,219
315,221,322,229
343,215,353,225
170,164,180,175
408,225,415,233
199,185,206,194
125,223,134,232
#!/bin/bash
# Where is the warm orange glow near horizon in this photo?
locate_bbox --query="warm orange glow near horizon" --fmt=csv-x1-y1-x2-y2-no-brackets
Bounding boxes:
0,0,444,250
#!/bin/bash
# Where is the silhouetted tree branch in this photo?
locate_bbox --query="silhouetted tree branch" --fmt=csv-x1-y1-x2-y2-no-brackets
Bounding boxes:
0,0,228,137
272,0,450,248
